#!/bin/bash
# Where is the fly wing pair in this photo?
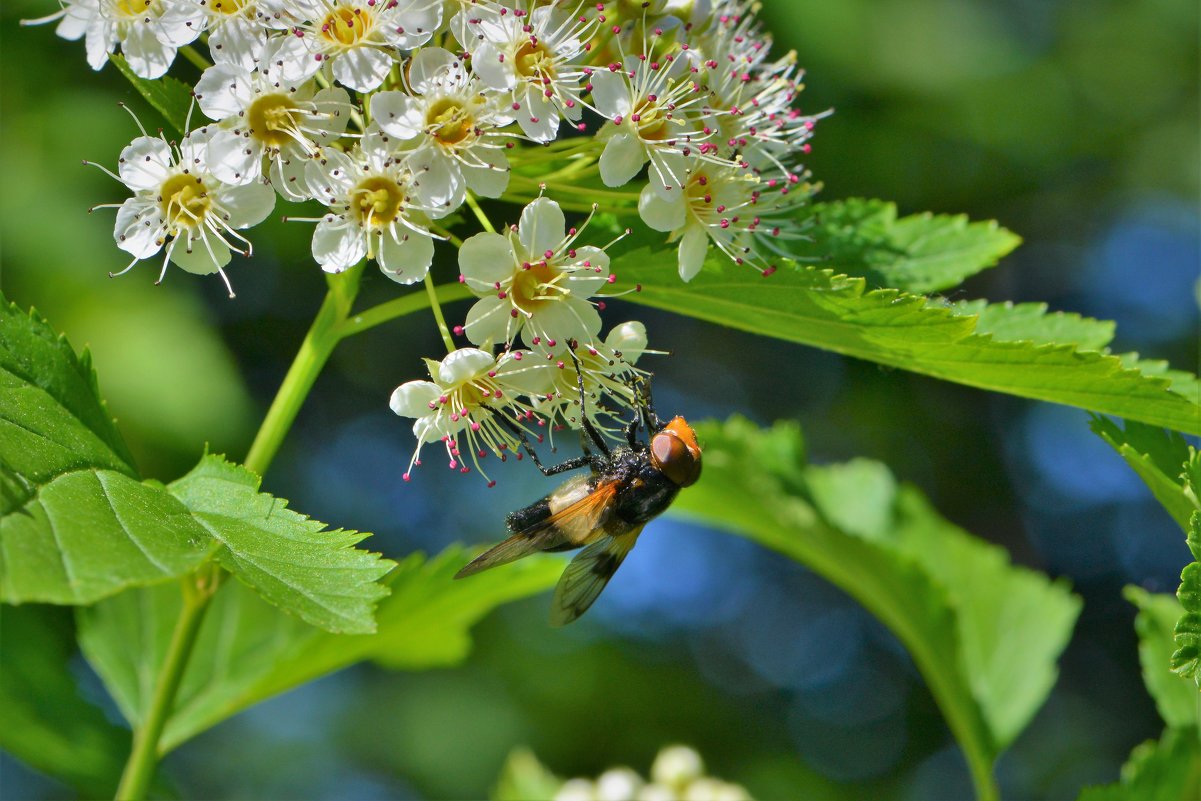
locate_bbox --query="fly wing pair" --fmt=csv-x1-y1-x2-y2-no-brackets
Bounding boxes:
454,478,643,626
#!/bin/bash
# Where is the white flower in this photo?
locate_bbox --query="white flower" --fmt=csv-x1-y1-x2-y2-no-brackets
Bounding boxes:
587,54,726,196
451,3,594,142
638,160,804,279
389,347,552,482
25,0,204,78
458,198,612,348
194,36,351,198
534,322,649,436
371,47,514,201
300,130,446,281
281,0,443,92
101,127,275,294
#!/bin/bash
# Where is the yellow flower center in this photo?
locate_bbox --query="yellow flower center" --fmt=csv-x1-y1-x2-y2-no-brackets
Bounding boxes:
425,98,474,146
511,260,562,312
515,40,554,80
209,0,248,15
351,176,405,228
114,0,159,18
320,6,371,47
159,173,211,232
632,97,670,141
247,94,300,148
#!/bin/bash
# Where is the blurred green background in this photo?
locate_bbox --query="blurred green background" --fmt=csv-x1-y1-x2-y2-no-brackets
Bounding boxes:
1,0,1198,798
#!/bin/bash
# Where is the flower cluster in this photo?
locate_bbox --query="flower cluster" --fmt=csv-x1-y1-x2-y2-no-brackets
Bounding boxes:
32,0,823,478
554,745,752,801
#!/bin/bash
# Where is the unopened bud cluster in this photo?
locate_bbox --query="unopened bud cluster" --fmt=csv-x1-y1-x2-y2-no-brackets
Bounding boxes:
555,745,752,801
30,0,822,480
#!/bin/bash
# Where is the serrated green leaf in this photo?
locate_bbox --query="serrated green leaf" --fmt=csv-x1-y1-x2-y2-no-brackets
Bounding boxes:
961,301,1116,351
671,417,1080,793
791,198,1022,293
1173,548,1201,685
167,455,395,634
614,255,1201,434
78,545,560,751
1125,587,1200,728
1077,727,1201,801
1091,418,1198,533
0,604,128,797
109,54,193,136
0,301,216,603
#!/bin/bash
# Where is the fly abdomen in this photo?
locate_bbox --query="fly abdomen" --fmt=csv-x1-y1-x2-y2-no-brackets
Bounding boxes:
505,497,551,533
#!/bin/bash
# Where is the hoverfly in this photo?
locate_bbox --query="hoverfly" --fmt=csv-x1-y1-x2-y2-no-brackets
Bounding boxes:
454,354,702,625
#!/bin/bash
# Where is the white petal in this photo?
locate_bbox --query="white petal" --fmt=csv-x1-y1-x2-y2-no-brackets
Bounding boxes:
214,179,274,228
471,41,513,91
459,232,515,289
154,0,205,47
331,46,392,93
598,132,646,187
206,128,262,185
377,230,435,284
386,0,441,48
305,149,358,202
312,219,365,272
589,69,632,119
410,149,465,214
638,182,686,232
390,380,441,418
460,148,508,198
678,223,709,281
121,24,175,79
439,348,495,384
408,46,458,94
516,96,560,143
208,16,264,71
170,228,231,275
523,297,600,347
118,136,174,191
494,353,554,395
269,148,312,201
114,198,162,258
463,296,513,347
605,321,647,362
194,63,252,121
310,87,353,140
565,246,610,297
55,1,93,40
85,19,115,70
371,91,423,139
518,197,565,258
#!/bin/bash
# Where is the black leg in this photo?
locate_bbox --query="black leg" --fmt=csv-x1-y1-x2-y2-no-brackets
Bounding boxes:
566,343,611,456
495,411,597,477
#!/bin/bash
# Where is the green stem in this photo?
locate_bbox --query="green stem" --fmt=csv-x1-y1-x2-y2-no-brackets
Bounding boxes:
178,45,211,71
113,573,216,801
464,192,496,233
337,282,473,338
423,272,457,353
244,267,362,476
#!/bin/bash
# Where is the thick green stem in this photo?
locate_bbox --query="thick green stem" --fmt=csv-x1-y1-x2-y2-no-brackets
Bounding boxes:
110,268,463,799
243,267,362,475
177,45,211,71
113,573,216,801
464,193,496,233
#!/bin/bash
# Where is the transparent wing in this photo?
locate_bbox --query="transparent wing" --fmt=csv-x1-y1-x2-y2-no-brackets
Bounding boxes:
548,527,643,626
454,481,619,579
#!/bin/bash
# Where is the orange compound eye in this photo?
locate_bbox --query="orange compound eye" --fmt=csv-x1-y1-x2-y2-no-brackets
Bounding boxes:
650,420,703,488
